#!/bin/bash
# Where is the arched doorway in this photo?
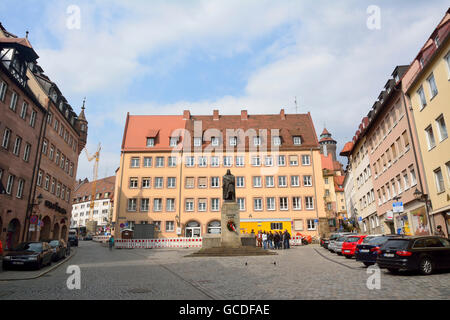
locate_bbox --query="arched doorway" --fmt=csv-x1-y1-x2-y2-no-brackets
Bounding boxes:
39,216,51,240
61,225,68,240
207,220,221,234
6,219,21,250
185,221,201,237
53,223,60,239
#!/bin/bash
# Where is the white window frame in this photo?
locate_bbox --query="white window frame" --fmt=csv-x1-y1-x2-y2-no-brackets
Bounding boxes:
435,114,448,142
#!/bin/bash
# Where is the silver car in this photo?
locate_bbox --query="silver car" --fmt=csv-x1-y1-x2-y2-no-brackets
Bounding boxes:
334,235,353,255
328,232,353,253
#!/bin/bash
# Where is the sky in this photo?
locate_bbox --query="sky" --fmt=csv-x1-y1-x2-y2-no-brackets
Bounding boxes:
1,0,448,181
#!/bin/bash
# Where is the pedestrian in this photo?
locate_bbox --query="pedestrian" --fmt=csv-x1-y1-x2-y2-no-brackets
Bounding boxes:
273,232,280,249
257,230,262,247
268,231,274,249
108,235,115,250
283,230,291,249
278,231,283,249
262,231,268,250
434,225,446,237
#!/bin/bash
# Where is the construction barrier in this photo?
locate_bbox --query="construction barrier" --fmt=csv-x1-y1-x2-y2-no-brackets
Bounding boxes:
114,237,203,249
93,235,111,243
290,236,305,246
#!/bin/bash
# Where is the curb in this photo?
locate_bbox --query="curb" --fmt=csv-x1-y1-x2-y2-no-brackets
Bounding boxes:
0,249,77,281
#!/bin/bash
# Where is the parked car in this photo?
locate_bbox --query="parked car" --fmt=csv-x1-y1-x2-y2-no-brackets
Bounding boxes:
333,235,354,255
377,236,450,275
328,232,352,253
83,235,93,241
355,235,400,267
68,234,78,247
342,235,367,259
321,237,330,249
2,242,53,270
47,239,67,261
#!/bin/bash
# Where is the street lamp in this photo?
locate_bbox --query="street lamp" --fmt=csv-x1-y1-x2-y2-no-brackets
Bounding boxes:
412,188,434,235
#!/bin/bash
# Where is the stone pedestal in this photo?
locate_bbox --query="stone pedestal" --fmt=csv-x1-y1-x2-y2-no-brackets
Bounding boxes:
221,202,241,248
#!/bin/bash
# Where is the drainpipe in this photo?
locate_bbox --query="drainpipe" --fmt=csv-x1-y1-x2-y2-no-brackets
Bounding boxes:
177,149,184,237
310,148,321,239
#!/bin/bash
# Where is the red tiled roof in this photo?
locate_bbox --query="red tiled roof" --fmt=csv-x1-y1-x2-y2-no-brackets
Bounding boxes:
321,128,330,136
73,176,115,201
0,36,38,60
334,175,345,192
339,142,354,156
321,153,343,172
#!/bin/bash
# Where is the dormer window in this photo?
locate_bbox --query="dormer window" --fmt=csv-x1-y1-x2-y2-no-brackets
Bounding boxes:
194,137,202,147
146,138,155,147
229,136,237,146
211,137,219,146
273,136,281,146
59,101,64,111
419,58,424,68
253,136,261,146
394,74,400,83
293,136,302,145
435,36,440,47
170,137,179,147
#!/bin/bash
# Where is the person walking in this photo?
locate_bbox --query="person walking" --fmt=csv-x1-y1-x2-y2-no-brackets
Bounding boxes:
108,235,115,250
274,232,280,249
262,231,268,250
434,225,446,237
268,231,274,249
257,230,262,247
278,231,283,249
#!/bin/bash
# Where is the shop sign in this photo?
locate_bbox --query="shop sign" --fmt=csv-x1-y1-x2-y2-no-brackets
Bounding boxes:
411,206,429,236
393,202,403,213
176,227,182,235
386,211,393,220
44,200,67,214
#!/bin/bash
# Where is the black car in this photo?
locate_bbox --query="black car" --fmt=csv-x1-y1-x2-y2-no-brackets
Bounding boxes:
377,236,450,275
68,234,78,247
47,239,67,261
355,235,400,267
321,238,330,249
2,242,53,270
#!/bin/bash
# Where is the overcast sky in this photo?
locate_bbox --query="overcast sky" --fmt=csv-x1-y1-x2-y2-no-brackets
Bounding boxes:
1,0,448,180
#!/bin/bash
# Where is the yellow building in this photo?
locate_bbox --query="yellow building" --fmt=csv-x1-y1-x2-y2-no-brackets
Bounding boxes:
112,109,327,239
404,10,450,237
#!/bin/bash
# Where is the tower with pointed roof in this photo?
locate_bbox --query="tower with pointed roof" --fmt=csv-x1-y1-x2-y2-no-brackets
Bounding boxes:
76,98,88,153
319,128,337,161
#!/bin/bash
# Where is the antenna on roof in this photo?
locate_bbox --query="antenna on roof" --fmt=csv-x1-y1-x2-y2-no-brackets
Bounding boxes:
294,96,298,114
82,97,86,110
25,31,29,39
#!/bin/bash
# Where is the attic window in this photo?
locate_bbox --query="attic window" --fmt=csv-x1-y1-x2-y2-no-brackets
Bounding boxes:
211,137,220,146
194,137,202,147
435,36,440,47
146,138,155,147
253,136,261,146
273,136,281,146
293,136,302,145
170,137,179,147
229,136,237,146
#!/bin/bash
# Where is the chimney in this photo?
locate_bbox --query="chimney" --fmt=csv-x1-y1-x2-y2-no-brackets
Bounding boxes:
241,110,248,120
280,108,286,120
183,110,191,120
213,110,219,120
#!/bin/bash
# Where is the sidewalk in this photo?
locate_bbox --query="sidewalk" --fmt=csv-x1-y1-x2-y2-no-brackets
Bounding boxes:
0,248,77,281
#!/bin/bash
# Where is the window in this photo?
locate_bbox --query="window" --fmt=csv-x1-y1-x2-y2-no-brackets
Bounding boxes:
280,197,288,210
185,199,194,211
236,176,245,188
303,175,312,186
165,221,174,232
141,199,149,211
417,86,427,109
305,197,314,210
265,156,273,166
6,175,14,194
277,155,286,166
291,175,300,187
289,155,298,166
198,199,207,212
251,156,261,166
253,136,261,146
307,219,317,230
211,137,220,146
211,156,219,167
198,177,207,188
436,115,448,142
131,157,140,168
223,156,232,167
155,177,163,188
294,219,304,231
169,137,178,147
49,145,54,160
293,197,301,210
168,156,177,167
54,119,59,131
29,110,37,128
143,157,152,167
156,157,164,167
211,198,220,211
142,177,151,188
265,176,274,187
194,137,202,147
127,199,137,211
153,198,162,211
278,176,287,187
229,136,238,146
235,156,244,167
167,177,176,188
237,198,245,211
16,179,24,199
254,198,262,211
427,73,438,98
186,156,195,167
198,156,207,167
402,131,410,150
211,176,220,188
410,167,417,186
185,177,194,188
166,199,175,211
266,197,276,210
293,136,302,145
273,136,281,146
425,125,436,150
13,136,22,156
9,91,18,111
324,177,329,184
434,168,445,193
41,140,48,155
51,178,55,194
391,143,397,160
302,155,311,165
2,128,11,149
129,177,138,188
20,102,28,119
446,162,450,185
0,80,7,101
253,176,262,187
37,171,43,186
396,175,403,194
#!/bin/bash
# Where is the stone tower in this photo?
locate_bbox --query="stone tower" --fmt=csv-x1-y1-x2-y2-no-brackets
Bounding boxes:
76,99,88,154
319,128,337,161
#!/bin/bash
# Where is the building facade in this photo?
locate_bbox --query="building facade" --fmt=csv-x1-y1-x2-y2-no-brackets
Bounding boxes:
71,176,115,231
404,9,450,237
113,109,327,239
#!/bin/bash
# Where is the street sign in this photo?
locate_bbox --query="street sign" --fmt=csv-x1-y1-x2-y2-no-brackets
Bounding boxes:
176,227,182,235
30,215,38,225
314,219,318,223
358,217,362,222
386,210,394,220
29,224,36,232
120,223,125,228
393,202,403,213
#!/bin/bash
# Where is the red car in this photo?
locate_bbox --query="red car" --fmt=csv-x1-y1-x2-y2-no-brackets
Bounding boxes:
342,235,367,259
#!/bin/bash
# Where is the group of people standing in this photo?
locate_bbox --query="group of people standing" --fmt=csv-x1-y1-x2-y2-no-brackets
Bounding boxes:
255,230,291,250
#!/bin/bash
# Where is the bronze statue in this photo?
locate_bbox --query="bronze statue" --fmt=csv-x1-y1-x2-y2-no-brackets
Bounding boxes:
222,169,236,202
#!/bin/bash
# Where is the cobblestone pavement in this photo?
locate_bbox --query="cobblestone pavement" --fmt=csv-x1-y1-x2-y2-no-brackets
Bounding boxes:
0,241,449,300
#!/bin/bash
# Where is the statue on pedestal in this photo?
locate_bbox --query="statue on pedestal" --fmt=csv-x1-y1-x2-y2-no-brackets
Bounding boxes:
222,169,236,202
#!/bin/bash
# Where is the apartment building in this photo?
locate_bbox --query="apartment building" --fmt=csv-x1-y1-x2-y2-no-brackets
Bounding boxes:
404,9,450,237
113,109,326,239
71,176,115,231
